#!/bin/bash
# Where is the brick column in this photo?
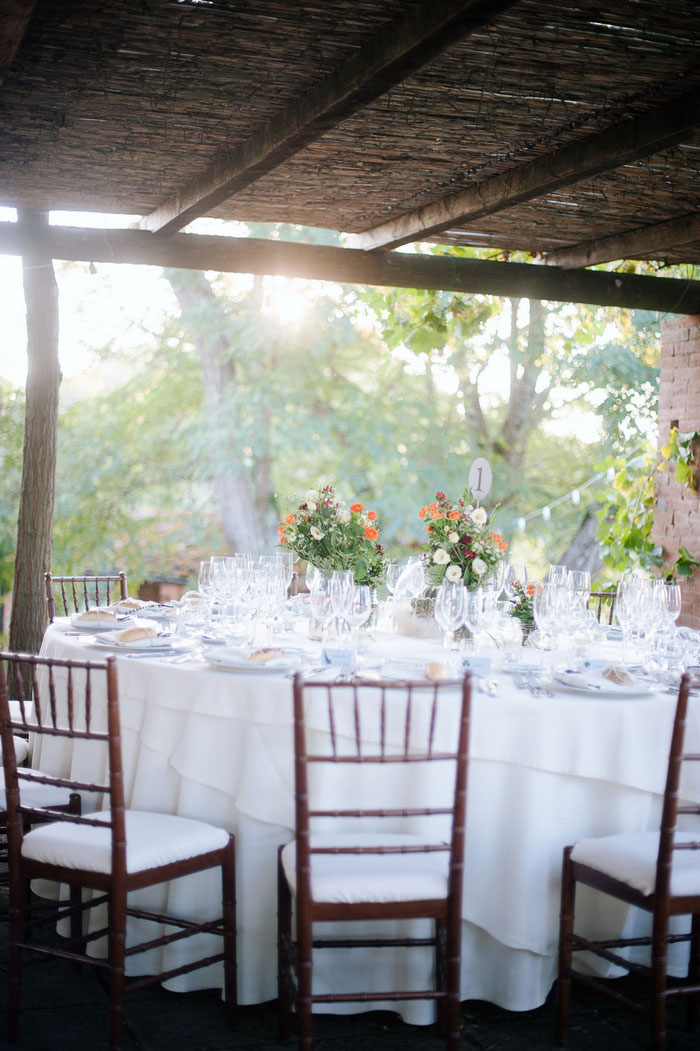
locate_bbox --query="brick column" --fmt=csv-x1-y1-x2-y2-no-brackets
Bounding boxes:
653,315,700,628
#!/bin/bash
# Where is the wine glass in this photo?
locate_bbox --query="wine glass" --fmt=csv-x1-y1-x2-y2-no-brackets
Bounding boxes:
385,562,403,597
662,583,682,631
347,585,373,671
308,573,335,632
547,564,569,587
394,558,425,601
434,581,466,652
503,564,528,601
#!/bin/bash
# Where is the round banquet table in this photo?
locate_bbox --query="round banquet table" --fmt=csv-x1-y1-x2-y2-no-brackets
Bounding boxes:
35,620,700,1023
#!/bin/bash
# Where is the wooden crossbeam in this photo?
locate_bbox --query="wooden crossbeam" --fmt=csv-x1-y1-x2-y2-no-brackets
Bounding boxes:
0,0,36,86
140,0,522,236
348,89,700,251
546,212,700,270
1,221,699,314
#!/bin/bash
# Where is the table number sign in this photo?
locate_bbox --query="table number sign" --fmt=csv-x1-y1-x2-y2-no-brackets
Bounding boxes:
469,457,493,501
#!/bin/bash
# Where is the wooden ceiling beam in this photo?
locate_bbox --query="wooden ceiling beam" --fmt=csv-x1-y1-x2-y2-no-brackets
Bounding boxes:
546,212,700,270
1,221,699,314
140,0,522,236
0,0,36,86
348,89,700,251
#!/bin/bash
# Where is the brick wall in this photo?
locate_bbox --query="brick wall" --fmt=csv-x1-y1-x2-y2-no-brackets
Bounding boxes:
653,315,700,628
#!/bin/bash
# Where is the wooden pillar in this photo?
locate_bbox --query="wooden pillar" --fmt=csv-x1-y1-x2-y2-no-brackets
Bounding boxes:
9,210,60,654
653,315,700,628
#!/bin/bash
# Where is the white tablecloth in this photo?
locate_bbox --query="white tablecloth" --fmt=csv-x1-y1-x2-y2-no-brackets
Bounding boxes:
36,622,699,1020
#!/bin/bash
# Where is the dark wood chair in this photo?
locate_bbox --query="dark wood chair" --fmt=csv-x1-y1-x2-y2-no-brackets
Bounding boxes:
0,651,237,1051
45,571,129,622
556,671,700,1051
278,672,472,1050
587,589,617,625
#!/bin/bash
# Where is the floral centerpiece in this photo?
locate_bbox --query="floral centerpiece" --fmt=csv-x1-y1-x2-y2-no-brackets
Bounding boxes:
419,490,508,590
279,485,385,586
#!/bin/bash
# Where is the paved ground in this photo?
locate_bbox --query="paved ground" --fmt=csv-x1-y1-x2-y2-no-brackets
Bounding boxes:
0,920,698,1051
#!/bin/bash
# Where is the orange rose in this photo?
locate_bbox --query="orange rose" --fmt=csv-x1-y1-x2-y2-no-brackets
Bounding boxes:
448,511,460,520
498,540,508,550
366,510,378,521
418,506,428,519
426,524,433,533
279,536,286,544
350,502,364,513
278,524,286,535
364,526,379,541
285,513,296,525
430,508,443,519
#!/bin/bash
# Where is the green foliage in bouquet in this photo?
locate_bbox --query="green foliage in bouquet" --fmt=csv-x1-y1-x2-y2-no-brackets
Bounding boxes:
279,485,385,586
419,490,508,591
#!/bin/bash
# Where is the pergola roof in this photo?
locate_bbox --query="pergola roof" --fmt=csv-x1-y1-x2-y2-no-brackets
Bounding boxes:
1,0,700,309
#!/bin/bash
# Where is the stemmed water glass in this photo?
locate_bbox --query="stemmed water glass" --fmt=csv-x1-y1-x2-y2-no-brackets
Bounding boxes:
393,558,426,601
503,564,528,601
434,581,466,652
662,583,682,632
346,585,373,671
329,570,354,625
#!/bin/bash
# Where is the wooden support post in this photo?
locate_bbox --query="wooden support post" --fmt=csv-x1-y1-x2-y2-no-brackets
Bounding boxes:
9,210,60,654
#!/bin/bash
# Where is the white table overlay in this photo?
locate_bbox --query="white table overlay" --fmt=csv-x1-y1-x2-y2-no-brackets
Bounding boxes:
33,620,700,1021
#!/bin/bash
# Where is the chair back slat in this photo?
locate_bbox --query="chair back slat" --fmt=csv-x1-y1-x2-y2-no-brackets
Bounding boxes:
587,590,617,625
655,674,700,903
0,651,124,844
291,674,472,895
45,572,128,622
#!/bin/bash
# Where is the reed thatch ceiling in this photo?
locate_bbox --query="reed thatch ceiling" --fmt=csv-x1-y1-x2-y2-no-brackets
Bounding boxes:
1,0,699,279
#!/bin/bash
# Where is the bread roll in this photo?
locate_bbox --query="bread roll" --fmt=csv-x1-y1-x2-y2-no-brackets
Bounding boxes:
115,597,146,611
76,609,118,625
118,625,159,644
601,664,636,686
248,648,285,663
425,661,448,682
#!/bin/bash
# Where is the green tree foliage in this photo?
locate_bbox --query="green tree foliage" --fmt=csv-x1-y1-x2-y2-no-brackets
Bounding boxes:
0,381,24,596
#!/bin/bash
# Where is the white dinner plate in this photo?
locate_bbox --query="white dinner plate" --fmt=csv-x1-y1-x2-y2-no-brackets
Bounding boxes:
92,632,193,653
549,671,655,699
69,614,136,633
203,648,297,674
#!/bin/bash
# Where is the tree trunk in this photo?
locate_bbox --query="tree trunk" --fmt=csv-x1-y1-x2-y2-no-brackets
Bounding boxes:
164,268,274,554
9,211,60,653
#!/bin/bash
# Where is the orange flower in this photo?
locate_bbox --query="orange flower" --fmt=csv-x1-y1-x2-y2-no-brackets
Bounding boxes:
364,526,379,541
366,510,378,521
498,540,508,550
350,502,364,513
526,583,535,595
418,506,428,519
426,524,433,533
447,511,460,520
429,508,443,519
285,513,296,525
278,524,286,535
279,536,286,544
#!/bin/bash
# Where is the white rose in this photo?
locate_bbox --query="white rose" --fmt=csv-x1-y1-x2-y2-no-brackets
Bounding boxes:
306,501,317,512
304,489,319,504
472,557,487,576
448,531,459,543
337,508,351,524
310,526,324,540
445,564,463,583
433,548,450,565
470,507,488,526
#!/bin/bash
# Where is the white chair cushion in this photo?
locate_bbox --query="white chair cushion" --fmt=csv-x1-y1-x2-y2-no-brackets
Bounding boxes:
0,768,76,811
21,810,230,875
571,830,700,898
281,832,449,904
9,736,29,765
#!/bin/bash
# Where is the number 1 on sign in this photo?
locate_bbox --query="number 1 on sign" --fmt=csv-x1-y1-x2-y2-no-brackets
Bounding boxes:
469,457,492,500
